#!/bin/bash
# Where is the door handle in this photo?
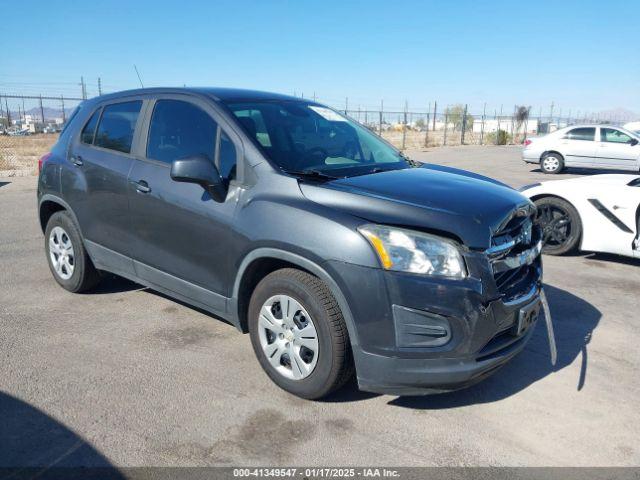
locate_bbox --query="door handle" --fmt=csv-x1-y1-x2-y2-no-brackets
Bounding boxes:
71,155,83,166
131,180,151,193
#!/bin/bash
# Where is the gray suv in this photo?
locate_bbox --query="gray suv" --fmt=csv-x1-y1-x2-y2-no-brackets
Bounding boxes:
38,88,543,399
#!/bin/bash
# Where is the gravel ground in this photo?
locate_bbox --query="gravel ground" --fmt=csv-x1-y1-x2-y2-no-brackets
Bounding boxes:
1,146,639,468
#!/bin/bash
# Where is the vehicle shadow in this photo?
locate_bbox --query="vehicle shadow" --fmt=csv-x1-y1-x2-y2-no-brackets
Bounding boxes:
87,274,143,295
582,252,640,267
387,284,600,409
0,391,124,477
0,181,10,188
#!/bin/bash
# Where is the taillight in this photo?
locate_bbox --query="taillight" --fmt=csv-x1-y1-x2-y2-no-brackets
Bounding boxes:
523,139,532,147
38,152,52,173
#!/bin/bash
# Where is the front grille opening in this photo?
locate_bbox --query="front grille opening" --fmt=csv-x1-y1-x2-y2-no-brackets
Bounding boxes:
490,210,541,301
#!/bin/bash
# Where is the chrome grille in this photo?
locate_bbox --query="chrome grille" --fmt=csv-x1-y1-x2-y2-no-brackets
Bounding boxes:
488,207,541,302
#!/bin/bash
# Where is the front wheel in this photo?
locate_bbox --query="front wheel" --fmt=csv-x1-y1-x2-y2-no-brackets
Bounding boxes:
540,153,564,174
534,197,582,255
248,268,354,399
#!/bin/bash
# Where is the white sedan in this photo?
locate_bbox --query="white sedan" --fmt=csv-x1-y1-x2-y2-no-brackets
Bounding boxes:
523,125,640,174
519,174,640,258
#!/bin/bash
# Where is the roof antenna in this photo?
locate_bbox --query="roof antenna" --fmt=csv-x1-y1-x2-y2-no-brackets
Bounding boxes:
133,64,144,88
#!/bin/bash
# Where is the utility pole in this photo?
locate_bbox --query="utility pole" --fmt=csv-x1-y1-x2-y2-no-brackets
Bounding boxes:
61,95,66,123
39,95,45,125
379,99,383,136
98,77,102,96
549,102,554,125
345,97,348,114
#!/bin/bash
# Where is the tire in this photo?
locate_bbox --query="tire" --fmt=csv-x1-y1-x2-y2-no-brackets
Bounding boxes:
248,268,354,399
534,196,582,255
540,153,564,174
44,211,101,292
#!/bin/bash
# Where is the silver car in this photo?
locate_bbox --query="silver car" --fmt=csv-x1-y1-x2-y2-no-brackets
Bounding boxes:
523,124,640,174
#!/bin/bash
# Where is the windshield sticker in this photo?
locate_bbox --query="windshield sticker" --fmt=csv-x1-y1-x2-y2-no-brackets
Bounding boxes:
309,106,347,122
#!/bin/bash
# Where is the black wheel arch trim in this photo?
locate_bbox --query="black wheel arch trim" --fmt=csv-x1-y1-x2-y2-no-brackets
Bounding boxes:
231,248,360,347
38,194,83,236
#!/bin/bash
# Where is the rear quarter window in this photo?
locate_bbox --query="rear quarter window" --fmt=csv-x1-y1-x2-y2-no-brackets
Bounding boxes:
564,127,595,141
81,109,101,144
94,101,142,153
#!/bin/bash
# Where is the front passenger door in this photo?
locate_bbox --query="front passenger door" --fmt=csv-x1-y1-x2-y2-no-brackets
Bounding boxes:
596,128,640,171
127,98,241,309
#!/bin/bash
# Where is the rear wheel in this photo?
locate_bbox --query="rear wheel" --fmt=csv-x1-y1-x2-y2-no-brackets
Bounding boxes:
540,153,564,174
534,197,582,255
45,211,100,292
248,268,353,399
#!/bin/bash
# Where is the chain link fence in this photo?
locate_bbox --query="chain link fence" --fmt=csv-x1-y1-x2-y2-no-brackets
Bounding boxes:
0,94,82,173
0,92,627,174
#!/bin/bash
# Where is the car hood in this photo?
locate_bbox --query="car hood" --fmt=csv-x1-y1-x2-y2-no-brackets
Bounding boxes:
299,165,533,249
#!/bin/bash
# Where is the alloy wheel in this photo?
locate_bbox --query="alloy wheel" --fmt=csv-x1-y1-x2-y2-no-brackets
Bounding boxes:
536,204,572,248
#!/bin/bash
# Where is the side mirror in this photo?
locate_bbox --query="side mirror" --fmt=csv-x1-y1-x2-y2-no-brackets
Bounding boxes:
629,138,639,146
170,155,226,202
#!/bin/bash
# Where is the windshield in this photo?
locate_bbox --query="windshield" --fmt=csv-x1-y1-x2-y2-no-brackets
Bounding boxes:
224,100,408,177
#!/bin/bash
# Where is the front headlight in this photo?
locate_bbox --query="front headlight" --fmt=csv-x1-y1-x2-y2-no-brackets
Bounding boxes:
358,224,467,278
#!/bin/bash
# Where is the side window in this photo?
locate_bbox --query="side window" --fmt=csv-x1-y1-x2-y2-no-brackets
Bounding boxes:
94,101,142,153
147,100,217,164
218,130,237,181
81,109,101,144
601,128,632,144
565,127,595,141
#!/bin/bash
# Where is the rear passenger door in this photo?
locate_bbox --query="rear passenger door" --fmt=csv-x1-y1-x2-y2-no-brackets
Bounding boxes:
63,99,143,275
596,127,640,170
559,127,597,167
127,96,241,309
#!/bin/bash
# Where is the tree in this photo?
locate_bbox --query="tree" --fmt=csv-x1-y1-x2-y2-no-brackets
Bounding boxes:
445,104,474,132
514,105,530,140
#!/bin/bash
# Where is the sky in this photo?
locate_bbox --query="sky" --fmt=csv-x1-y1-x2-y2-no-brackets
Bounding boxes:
2,0,639,116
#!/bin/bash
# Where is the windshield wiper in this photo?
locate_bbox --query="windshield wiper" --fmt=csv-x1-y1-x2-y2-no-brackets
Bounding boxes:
283,168,340,180
399,152,422,168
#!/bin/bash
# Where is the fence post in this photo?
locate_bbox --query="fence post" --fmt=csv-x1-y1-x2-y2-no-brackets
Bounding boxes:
432,101,437,131
425,114,430,148
461,104,468,145
5,97,10,126
401,101,407,150
480,102,486,145
443,110,449,146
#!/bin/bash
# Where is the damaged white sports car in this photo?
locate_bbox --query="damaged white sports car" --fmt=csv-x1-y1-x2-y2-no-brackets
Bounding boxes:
520,174,640,258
